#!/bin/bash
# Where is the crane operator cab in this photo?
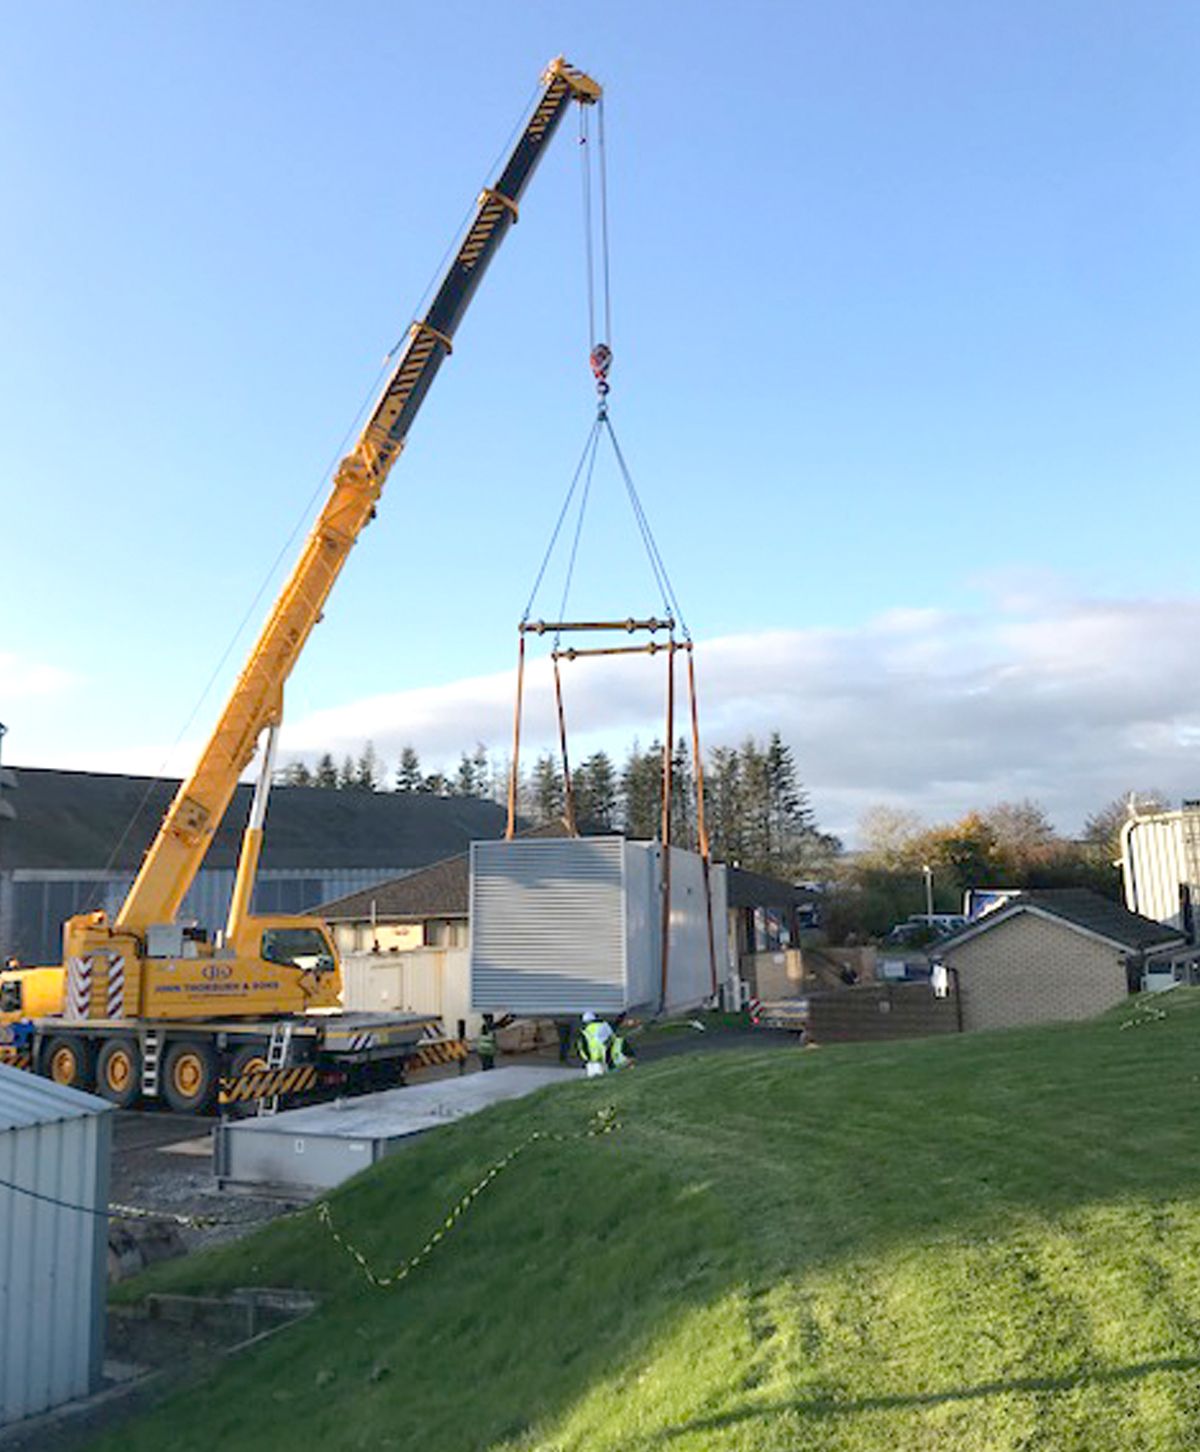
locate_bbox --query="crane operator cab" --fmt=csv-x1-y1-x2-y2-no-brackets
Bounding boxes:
258,924,337,976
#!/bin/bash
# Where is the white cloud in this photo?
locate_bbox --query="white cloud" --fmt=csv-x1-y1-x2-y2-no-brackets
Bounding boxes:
13,594,1200,843
0,652,73,701
275,593,1200,839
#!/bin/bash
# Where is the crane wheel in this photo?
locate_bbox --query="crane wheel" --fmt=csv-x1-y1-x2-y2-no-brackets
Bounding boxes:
162,1040,218,1114
228,1043,270,1081
42,1035,93,1091
96,1038,141,1109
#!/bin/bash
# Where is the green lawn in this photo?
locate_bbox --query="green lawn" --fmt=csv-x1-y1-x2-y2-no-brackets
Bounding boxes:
97,991,1200,1451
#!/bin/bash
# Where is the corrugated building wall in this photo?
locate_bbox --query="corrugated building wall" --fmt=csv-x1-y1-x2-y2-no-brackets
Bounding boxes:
5,867,410,965
0,1065,112,1426
1121,809,1200,933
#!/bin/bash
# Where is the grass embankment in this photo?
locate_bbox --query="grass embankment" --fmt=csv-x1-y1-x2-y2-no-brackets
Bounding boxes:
100,992,1200,1451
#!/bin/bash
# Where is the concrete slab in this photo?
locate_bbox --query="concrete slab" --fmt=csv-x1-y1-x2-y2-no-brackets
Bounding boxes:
214,1066,577,1193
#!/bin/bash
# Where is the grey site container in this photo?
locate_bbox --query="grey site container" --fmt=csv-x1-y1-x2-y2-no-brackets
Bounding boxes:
0,1064,112,1427
470,836,729,1017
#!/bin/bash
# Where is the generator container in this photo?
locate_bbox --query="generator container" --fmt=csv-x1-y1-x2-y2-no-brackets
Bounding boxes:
469,836,728,1017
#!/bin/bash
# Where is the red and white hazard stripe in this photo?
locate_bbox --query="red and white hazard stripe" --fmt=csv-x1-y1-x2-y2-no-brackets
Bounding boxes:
748,996,762,1027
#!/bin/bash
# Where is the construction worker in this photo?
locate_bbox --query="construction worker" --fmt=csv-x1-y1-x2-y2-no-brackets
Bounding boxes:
477,1013,497,1072
608,1018,636,1070
577,1010,612,1077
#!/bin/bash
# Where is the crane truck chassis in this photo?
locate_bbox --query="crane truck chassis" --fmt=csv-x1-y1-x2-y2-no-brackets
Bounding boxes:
0,979,443,1114
0,57,601,1112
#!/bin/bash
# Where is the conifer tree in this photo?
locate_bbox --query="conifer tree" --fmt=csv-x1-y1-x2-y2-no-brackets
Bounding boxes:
394,746,422,792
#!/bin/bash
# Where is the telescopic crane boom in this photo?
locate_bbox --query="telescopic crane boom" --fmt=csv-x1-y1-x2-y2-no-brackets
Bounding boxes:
116,56,600,936
1,61,601,1111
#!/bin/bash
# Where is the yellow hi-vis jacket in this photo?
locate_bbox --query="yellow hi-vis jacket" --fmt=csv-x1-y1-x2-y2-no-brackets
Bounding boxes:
579,1021,610,1064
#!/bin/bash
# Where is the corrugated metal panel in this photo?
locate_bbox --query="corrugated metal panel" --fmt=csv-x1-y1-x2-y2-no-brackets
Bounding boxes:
0,1066,110,1426
0,1063,109,1131
471,838,628,1014
4,866,411,964
1123,814,1191,928
470,839,728,1017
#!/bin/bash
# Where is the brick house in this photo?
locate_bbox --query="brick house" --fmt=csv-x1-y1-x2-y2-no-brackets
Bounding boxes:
937,889,1185,1032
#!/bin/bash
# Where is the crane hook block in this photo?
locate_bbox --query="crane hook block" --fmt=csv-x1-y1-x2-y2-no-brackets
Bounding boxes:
590,343,612,395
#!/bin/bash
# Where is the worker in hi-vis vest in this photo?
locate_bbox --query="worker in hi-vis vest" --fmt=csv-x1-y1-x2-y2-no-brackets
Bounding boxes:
608,1019,635,1070
577,1011,613,1077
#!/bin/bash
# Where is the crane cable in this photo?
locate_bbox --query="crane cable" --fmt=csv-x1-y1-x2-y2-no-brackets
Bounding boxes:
523,98,688,638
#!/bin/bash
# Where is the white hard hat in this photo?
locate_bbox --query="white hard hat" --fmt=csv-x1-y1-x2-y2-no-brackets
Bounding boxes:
582,1010,596,1024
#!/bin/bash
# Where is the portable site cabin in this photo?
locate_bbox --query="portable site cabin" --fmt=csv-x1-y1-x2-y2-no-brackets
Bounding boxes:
470,836,729,1017
0,1064,112,1427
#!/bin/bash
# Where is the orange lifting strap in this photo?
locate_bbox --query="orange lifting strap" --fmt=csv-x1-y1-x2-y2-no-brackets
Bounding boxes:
504,621,719,1004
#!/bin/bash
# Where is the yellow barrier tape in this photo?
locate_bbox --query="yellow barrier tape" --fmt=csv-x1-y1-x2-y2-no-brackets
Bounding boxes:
317,1105,619,1289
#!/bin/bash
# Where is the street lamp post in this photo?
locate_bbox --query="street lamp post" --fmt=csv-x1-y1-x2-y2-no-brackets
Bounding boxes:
922,863,934,924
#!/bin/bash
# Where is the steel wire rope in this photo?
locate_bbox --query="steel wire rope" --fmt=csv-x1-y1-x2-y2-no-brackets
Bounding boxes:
553,423,604,639
520,416,603,624
579,104,596,352
72,83,546,919
602,413,689,637
597,96,613,350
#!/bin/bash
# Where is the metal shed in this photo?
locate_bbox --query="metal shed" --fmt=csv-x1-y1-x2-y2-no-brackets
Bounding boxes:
470,836,729,1016
0,1063,112,1427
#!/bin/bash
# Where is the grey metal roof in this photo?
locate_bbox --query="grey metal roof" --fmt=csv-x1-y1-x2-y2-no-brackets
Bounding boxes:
726,865,817,911
318,822,570,921
0,766,509,872
0,1062,112,1132
941,888,1184,954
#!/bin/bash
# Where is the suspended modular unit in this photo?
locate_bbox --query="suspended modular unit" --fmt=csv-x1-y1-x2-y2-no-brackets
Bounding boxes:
0,1064,112,1427
470,836,728,1016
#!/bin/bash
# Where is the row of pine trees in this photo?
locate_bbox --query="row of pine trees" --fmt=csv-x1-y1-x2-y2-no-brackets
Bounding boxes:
278,733,837,879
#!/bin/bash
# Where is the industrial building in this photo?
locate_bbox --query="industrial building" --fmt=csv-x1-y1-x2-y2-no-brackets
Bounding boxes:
0,766,508,965
0,1064,112,1427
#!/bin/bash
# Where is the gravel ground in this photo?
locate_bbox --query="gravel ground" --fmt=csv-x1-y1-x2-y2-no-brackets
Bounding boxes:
109,1110,301,1253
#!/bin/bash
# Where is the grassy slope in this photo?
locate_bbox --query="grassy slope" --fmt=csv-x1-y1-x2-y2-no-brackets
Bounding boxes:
97,993,1200,1452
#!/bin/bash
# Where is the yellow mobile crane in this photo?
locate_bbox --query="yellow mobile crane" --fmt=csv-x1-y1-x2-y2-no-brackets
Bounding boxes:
0,57,602,1113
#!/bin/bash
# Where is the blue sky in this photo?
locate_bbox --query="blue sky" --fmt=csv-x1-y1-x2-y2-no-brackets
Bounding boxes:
2,2,1198,837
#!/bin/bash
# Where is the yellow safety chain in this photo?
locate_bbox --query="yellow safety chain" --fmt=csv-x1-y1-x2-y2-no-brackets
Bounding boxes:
1118,1004,1169,1031
109,1201,230,1229
318,1105,619,1289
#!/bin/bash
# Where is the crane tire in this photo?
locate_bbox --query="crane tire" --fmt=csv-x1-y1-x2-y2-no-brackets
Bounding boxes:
228,1042,270,1081
162,1040,218,1115
96,1038,141,1109
42,1035,94,1091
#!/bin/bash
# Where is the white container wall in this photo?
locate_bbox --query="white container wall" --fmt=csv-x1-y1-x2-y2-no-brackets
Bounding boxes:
0,1066,112,1427
1122,811,1197,931
340,947,479,1036
470,837,728,1016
